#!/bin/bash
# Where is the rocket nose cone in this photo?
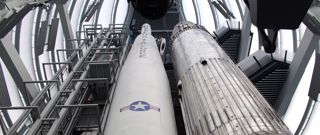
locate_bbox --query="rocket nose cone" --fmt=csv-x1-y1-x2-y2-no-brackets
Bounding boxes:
141,23,152,35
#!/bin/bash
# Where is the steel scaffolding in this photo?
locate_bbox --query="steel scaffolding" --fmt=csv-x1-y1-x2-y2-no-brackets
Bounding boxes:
0,24,130,135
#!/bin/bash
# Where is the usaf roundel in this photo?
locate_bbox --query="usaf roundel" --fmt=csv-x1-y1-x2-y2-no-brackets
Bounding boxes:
120,101,160,112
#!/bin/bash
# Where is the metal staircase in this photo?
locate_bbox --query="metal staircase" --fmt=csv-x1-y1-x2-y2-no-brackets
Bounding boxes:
238,50,291,107
250,62,289,106
1,24,130,135
217,30,242,63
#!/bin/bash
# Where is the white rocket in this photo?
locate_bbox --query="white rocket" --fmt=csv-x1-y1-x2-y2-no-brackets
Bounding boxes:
105,24,177,135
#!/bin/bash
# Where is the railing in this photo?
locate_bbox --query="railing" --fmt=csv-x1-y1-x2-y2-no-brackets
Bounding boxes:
0,24,130,135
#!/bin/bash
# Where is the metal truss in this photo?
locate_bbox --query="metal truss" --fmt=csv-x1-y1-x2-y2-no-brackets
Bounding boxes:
0,24,130,135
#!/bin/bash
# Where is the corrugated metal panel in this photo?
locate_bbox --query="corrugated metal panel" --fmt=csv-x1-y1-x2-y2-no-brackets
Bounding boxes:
246,60,289,106
238,51,290,106
217,30,241,63
88,63,110,79
180,58,290,134
0,63,11,106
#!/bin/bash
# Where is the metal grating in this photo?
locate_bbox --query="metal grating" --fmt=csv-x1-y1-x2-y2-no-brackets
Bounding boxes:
217,30,241,63
74,107,99,130
250,61,289,106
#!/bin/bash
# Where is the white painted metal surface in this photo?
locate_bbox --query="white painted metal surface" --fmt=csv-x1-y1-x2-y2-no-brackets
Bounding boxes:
105,24,177,135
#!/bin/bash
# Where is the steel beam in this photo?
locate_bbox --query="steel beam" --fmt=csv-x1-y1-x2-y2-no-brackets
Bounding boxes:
275,28,320,117
56,49,83,63
192,0,200,24
39,30,107,135
308,53,320,101
0,106,41,119
24,80,60,89
238,8,252,61
111,0,120,26
48,18,60,51
0,37,39,104
293,30,299,52
35,21,48,56
78,0,90,41
235,0,244,19
42,62,73,80
56,2,77,49
84,1,101,22
0,112,8,134
71,78,109,82
177,0,186,21
207,0,219,29
295,98,315,135
5,28,107,135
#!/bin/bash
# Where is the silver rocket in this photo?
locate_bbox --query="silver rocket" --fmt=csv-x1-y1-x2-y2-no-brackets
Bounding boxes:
170,21,291,135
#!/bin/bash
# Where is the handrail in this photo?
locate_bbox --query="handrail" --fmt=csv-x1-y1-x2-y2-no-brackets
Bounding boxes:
6,27,105,135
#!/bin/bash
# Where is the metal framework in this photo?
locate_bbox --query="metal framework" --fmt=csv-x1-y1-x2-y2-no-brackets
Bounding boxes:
0,23,130,134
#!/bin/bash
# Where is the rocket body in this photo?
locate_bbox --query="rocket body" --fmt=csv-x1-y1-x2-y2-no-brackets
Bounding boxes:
105,24,177,135
170,21,291,135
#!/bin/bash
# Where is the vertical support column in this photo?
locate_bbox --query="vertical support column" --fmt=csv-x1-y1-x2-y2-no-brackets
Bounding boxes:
207,0,219,30
56,1,77,50
238,8,251,61
192,0,200,24
308,53,320,101
0,115,7,134
0,63,12,107
294,50,320,134
293,29,299,52
235,0,244,19
275,28,319,117
0,37,39,105
94,0,103,27
0,62,13,128
111,0,120,25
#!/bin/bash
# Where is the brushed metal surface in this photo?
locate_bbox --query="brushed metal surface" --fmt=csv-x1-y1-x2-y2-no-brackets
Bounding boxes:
171,21,291,135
